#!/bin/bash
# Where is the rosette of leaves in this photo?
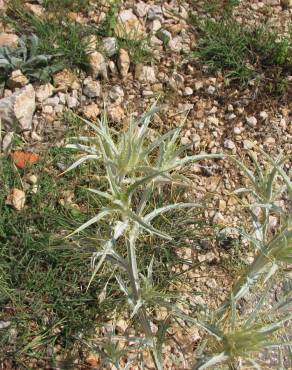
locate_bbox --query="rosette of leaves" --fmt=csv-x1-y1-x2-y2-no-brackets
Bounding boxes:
0,34,63,83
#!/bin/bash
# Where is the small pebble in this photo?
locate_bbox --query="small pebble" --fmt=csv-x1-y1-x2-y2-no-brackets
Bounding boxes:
233,127,242,135
181,137,191,145
246,116,257,127
264,137,275,145
194,81,203,90
243,139,254,149
207,85,216,94
224,139,236,150
226,113,236,120
66,96,79,108
260,111,268,120
184,87,193,96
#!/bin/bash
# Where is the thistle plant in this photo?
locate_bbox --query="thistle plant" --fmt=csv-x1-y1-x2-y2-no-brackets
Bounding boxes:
227,152,292,302
64,109,291,368
191,290,292,369
187,152,292,369
64,106,223,369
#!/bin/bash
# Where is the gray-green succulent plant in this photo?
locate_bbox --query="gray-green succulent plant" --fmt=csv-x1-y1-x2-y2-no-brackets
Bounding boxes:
0,34,63,83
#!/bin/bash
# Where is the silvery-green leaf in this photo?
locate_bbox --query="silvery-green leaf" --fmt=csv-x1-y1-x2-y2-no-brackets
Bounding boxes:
91,246,128,272
29,34,39,57
232,276,258,302
113,220,129,239
65,143,99,155
115,275,132,302
264,342,292,348
81,116,118,155
126,169,168,198
246,358,262,370
142,128,179,157
194,352,228,370
147,255,155,282
0,59,11,66
251,213,264,244
61,154,100,175
263,261,278,283
69,136,98,143
172,307,223,339
244,281,272,327
86,188,113,201
68,209,113,236
251,202,284,214
273,296,292,313
144,203,201,223
10,56,23,67
180,153,225,166
87,239,115,289
249,150,265,183
230,156,257,185
258,314,292,335
128,224,141,294
127,210,171,240
0,321,11,329
130,299,144,318
259,151,292,198
233,187,253,194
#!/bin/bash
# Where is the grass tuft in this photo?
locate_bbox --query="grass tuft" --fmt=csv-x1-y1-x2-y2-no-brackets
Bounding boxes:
190,16,292,93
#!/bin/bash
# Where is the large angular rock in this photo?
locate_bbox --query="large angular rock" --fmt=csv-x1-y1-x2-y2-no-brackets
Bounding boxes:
102,37,118,57
134,2,149,17
118,48,130,79
25,3,45,16
35,83,54,102
88,51,108,79
0,84,35,131
53,69,80,91
7,70,29,89
115,10,145,40
147,5,163,21
0,0,7,11
83,77,102,98
135,64,156,84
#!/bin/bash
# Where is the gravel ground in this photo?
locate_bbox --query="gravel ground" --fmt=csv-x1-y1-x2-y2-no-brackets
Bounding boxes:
0,0,291,368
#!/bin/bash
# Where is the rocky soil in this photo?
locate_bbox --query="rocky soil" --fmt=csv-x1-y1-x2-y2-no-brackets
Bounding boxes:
0,0,291,369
